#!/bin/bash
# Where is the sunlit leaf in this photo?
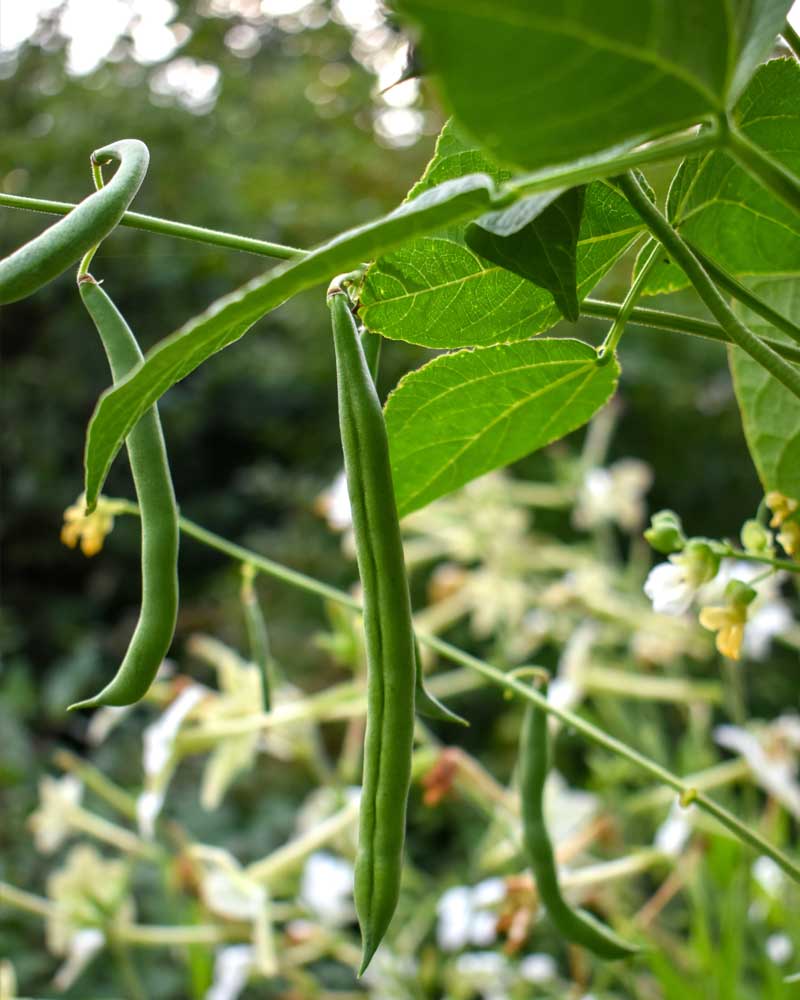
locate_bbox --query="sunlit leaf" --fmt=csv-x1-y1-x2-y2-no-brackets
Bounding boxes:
360,122,643,348
386,339,619,517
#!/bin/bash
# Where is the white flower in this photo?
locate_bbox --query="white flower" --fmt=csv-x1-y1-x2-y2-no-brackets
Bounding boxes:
519,952,557,983
644,561,696,616
452,952,511,1000
573,459,651,533
46,845,132,965
299,852,354,927
28,775,83,854
752,856,785,897
653,800,695,857
766,933,793,965
436,878,506,952
138,683,206,836
437,886,473,951
316,470,352,531
193,847,276,977
744,600,793,660
52,928,105,992
206,945,254,1000
0,960,16,1000
715,718,800,819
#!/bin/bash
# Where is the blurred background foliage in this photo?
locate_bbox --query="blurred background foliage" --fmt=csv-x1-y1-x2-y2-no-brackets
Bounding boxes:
0,2,797,998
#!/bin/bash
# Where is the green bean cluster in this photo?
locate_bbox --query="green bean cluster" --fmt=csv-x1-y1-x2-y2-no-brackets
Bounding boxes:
519,683,639,960
70,276,179,709
0,139,149,304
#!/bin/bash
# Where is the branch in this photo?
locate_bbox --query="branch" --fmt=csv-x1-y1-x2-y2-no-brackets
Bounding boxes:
581,300,800,364
617,172,800,402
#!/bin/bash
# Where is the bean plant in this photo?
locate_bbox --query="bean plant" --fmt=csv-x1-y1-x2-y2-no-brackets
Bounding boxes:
1,3,799,998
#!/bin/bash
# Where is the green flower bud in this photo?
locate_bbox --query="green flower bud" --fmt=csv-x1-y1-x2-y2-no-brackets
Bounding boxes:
740,519,772,555
724,578,757,608
644,509,685,554
682,540,720,586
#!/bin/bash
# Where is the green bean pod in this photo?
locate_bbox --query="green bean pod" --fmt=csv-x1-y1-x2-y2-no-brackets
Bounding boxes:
328,283,416,974
519,685,639,960
0,139,149,304
241,564,273,712
69,274,179,709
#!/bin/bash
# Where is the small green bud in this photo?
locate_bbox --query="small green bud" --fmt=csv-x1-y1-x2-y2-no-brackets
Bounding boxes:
724,578,757,608
740,519,772,555
682,540,720,586
644,509,685,554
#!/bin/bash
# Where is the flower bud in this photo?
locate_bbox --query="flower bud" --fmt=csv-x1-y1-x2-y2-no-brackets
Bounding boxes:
644,509,685,554
682,540,719,586
740,519,772,555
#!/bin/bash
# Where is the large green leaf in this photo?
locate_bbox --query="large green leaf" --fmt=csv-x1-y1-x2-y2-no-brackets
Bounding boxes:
83,173,502,508
647,58,800,295
730,277,800,500
398,0,792,172
465,187,586,322
360,122,643,348
386,339,619,517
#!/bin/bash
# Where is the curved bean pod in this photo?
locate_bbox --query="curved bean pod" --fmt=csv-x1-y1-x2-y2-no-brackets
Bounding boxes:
0,139,149,304
70,274,179,709
328,283,416,975
519,683,639,960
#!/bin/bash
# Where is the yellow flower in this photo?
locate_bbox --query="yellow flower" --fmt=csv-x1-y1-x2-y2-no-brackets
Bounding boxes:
777,520,800,558
60,494,115,557
766,491,798,529
698,605,747,660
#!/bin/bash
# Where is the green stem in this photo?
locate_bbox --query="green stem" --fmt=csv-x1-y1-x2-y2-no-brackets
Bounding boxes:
510,126,720,199
784,21,800,59
725,122,800,218
2,128,718,266
581,299,800,364
77,158,107,279
618,171,800,402
716,545,800,574
597,239,660,363
109,501,800,885
0,193,304,262
686,245,800,348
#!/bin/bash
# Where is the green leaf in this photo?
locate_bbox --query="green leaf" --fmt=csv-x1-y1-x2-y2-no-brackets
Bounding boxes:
386,339,619,517
398,0,791,172
646,58,800,295
465,187,586,322
730,277,800,500
360,122,643,348
83,173,502,507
